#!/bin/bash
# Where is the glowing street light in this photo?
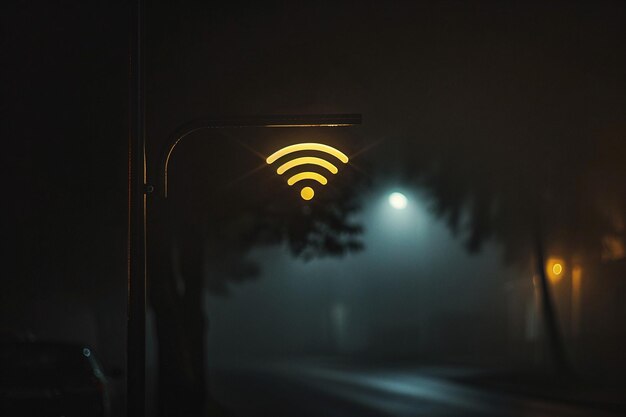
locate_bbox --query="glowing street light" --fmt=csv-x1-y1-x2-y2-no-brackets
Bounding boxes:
129,113,360,417
388,192,408,210
161,115,360,198
128,4,361,417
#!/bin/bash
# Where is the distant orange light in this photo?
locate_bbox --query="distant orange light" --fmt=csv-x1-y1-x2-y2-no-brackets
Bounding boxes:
546,258,565,283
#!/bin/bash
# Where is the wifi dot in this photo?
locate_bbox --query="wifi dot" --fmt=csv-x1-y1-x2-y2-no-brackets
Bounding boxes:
301,187,315,201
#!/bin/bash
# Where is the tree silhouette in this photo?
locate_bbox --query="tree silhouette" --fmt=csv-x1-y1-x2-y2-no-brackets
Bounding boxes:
395,88,626,374
143,0,626,405
147,129,364,416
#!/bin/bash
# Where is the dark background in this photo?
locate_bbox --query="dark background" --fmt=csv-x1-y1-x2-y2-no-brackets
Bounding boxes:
2,1,625,416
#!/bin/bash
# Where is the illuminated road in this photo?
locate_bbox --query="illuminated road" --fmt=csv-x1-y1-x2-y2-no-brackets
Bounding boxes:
212,360,624,417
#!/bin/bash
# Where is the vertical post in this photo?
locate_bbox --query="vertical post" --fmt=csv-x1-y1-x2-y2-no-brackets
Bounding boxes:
128,0,146,415
571,266,582,338
533,227,569,374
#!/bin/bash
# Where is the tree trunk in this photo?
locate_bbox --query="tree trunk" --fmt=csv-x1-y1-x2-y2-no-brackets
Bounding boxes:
533,230,570,375
149,218,205,416
148,200,228,416
152,298,207,417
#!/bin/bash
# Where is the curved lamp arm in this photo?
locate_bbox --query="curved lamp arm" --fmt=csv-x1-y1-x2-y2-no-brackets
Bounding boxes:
159,114,361,198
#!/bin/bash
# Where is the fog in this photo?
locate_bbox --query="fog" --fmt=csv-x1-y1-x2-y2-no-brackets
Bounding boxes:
208,186,518,365
5,1,625,415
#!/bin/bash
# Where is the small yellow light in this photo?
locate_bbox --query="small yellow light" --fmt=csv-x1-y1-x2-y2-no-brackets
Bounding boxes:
546,257,565,283
301,187,315,200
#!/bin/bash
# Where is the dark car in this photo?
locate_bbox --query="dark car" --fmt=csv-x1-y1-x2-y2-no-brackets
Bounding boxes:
0,342,111,417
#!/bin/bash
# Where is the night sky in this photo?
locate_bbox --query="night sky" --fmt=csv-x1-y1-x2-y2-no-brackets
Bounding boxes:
2,1,626,416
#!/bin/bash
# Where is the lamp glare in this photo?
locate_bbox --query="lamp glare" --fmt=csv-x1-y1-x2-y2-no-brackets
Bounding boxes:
389,192,408,210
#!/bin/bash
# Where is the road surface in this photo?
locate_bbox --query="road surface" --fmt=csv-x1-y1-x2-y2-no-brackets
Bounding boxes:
211,359,624,417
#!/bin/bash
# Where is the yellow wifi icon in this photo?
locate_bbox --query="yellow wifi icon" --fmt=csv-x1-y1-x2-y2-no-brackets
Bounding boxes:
266,143,349,200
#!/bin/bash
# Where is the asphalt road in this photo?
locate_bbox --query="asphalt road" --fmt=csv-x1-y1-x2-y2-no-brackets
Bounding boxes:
211,360,624,417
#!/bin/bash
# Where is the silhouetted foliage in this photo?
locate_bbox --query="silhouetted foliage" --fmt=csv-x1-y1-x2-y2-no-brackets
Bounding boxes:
390,39,626,372
146,126,366,415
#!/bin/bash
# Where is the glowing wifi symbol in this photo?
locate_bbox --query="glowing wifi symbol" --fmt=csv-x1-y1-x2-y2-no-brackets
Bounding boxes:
266,143,349,200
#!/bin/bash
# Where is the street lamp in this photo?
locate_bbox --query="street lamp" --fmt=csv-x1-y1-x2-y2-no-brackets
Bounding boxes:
129,114,361,417
129,6,361,417
161,115,361,198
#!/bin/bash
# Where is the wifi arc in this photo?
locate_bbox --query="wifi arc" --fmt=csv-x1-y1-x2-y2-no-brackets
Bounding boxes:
266,143,349,200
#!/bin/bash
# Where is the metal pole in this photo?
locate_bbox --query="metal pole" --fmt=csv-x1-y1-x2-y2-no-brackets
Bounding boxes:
127,0,146,415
